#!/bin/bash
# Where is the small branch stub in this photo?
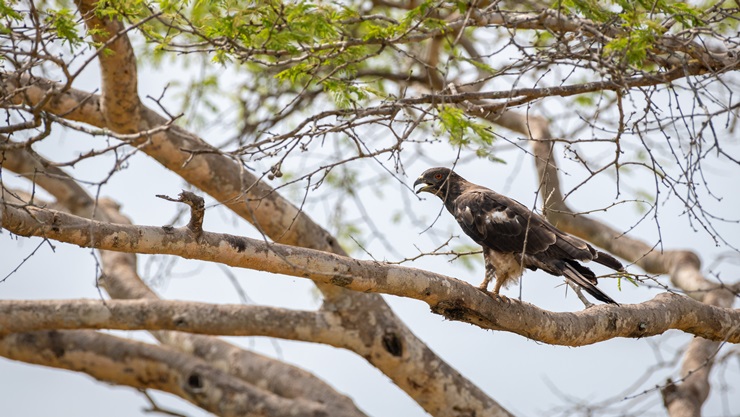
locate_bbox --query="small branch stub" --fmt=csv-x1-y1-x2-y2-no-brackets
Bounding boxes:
156,191,205,237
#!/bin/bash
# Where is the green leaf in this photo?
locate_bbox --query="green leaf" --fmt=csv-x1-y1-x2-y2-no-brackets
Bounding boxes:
617,272,639,290
0,0,22,34
437,105,495,148
47,8,83,49
562,0,615,22
604,27,658,67
323,80,368,109
0,0,22,20
438,106,469,145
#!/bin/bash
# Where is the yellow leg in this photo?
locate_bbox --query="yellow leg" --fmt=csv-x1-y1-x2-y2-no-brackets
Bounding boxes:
491,278,504,296
478,261,495,291
489,277,510,302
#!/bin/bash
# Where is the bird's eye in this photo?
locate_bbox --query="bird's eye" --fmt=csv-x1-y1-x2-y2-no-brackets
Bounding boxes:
434,173,443,180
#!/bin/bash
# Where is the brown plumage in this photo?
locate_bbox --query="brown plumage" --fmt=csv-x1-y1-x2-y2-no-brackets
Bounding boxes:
414,167,622,304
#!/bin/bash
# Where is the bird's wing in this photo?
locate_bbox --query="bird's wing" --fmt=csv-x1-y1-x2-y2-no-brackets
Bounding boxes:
451,185,620,304
452,189,557,255
537,213,624,271
453,188,602,262
541,222,596,262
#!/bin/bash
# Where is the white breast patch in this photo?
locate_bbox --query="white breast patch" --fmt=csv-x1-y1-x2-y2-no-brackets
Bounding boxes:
485,248,525,287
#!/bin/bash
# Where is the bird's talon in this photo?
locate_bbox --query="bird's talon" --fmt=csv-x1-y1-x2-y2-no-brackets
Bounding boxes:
479,288,506,302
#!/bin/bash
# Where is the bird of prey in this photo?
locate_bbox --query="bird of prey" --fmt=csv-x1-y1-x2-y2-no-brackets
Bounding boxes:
414,167,622,304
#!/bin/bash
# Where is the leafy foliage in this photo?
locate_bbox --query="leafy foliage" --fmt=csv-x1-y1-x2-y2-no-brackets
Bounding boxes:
47,8,82,49
562,0,706,69
0,0,22,25
437,106,496,153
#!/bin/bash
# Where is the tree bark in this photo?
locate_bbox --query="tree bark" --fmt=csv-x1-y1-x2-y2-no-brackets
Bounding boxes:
0,330,334,417
2,202,738,346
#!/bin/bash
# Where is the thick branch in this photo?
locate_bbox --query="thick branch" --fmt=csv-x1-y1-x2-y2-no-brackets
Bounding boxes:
0,299,343,343
0,296,736,347
74,0,141,132
0,144,97,217
661,287,737,417
0,330,332,417
2,74,107,127
3,202,738,346
94,214,367,417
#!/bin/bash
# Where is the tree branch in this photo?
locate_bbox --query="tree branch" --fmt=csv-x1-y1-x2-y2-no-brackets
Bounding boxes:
0,330,334,417
396,61,736,107
180,8,739,74
661,286,737,417
74,0,141,132
95,244,367,417
0,296,736,346
0,299,340,342
2,201,738,346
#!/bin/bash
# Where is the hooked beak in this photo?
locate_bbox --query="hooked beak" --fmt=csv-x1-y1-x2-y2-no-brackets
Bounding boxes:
413,177,433,194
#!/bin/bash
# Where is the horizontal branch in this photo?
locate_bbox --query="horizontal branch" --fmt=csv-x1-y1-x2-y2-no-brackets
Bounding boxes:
2,201,738,346
397,61,735,107
0,299,343,343
0,330,333,417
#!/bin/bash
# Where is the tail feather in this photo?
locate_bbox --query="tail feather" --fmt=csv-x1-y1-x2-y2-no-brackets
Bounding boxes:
564,259,597,284
593,250,623,271
562,263,618,305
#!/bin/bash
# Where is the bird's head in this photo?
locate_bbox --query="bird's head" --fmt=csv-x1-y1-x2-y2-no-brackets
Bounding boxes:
414,167,460,199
